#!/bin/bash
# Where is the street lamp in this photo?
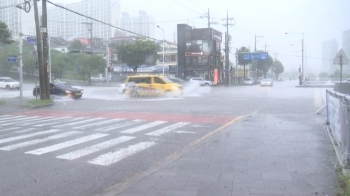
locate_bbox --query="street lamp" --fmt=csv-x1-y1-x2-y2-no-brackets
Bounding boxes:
285,32,304,85
156,25,165,75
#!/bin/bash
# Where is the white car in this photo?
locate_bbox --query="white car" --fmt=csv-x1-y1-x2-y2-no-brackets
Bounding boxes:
261,78,274,87
90,75,106,82
189,77,213,86
243,78,254,85
117,83,126,94
0,77,20,90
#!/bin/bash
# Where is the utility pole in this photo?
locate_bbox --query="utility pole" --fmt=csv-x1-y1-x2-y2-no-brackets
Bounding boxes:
254,34,264,52
200,9,218,28
265,43,269,52
33,0,46,99
42,0,50,99
222,11,235,86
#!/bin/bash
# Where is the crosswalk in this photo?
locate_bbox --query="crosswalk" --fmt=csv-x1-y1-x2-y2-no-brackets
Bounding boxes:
0,114,196,167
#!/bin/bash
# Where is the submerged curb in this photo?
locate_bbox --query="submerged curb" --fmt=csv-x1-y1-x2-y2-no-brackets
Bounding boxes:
27,101,55,109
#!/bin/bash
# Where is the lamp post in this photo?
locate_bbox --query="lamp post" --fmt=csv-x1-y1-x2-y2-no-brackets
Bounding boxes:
285,32,304,85
157,25,165,75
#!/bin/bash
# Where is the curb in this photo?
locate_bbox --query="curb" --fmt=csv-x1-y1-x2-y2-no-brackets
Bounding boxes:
27,101,55,110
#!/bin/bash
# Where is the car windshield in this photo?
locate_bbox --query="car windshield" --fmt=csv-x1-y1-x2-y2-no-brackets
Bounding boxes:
0,1,346,196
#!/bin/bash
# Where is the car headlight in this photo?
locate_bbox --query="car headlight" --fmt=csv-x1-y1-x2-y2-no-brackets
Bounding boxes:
65,90,72,93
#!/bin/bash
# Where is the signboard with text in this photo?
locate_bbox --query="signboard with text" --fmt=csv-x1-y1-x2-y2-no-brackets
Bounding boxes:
242,52,268,60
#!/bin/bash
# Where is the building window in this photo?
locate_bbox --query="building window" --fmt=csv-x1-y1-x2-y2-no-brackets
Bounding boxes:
165,55,171,62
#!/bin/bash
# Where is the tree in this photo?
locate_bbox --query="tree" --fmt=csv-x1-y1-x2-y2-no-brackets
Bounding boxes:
51,50,70,80
76,54,106,84
237,46,251,66
272,60,284,80
260,55,274,78
117,39,158,72
68,39,85,52
0,21,14,44
319,72,329,78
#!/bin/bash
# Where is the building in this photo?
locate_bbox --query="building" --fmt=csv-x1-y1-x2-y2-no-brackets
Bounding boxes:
42,0,120,40
177,24,223,81
0,0,22,37
157,41,178,75
322,39,338,72
343,29,350,58
119,10,155,38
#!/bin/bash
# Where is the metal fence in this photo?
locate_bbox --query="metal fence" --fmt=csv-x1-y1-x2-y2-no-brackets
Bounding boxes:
326,89,350,167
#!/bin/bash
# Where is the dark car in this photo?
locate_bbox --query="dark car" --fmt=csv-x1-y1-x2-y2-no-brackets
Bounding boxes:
33,82,83,99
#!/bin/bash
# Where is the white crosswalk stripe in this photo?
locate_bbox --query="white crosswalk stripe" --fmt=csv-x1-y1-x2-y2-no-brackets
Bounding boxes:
25,116,71,126
25,133,108,155
0,116,41,124
0,129,62,145
88,141,156,166
121,121,167,134
53,118,105,128
0,115,196,166
14,128,36,134
0,131,82,151
73,119,124,129
96,120,143,132
0,127,21,133
146,122,190,136
34,117,87,127
0,115,26,121
56,136,135,160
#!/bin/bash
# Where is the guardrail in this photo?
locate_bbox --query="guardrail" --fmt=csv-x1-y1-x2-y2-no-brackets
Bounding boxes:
326,89,350,167
303,80,335,87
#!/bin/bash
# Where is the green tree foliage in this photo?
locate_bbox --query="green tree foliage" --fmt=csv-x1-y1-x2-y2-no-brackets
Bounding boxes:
51,50,71,80
68,39,85,52
75,54,106,84
116,39,158,72
237,46,250,65
319,72,329,78
0,21,14,44
272,60,284,80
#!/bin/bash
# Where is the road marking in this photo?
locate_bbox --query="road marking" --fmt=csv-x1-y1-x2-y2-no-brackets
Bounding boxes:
121,121,167,134
14,128,36,134
0,127,20,132
0,131,81,151
146,122,190,136
25,116,71,126
88,141,156,166
0,116,41,124
34,117,87,127
1,117,53,126
73,119,124,129
0,129,62,145
53,118,105,128
96,120,143,132
175,131,196,134
56,136,135,160
20,117,59,126
25,133,108,155
0,115,26,121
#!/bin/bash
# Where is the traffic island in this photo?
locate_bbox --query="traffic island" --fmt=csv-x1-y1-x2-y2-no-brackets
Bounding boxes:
24,99,55,109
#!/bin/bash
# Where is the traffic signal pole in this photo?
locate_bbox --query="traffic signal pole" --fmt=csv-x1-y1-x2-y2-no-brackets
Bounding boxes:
42,0,50,99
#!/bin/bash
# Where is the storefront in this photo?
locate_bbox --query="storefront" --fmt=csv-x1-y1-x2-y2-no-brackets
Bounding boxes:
177,24,223,81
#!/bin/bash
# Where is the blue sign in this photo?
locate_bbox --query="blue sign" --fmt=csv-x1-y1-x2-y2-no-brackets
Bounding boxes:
242,52,268,60
26,37,36,44
6,56,17,63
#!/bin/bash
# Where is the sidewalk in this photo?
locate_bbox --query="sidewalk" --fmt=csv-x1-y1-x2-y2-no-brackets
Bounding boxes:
0,97,32,114
109,113,337,196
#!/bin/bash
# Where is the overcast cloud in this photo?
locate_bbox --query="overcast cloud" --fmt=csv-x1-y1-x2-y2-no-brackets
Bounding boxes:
21,0,350,74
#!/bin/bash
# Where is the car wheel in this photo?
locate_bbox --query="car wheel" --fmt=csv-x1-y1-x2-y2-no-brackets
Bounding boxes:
122,89,126,94
6,85,10,90
205,83,209,86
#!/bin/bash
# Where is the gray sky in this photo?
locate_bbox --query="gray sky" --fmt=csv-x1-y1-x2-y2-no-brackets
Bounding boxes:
22,0,350,74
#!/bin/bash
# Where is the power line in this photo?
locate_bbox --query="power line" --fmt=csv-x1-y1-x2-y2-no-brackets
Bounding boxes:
46,0,160,42
0,1,25,10
277,53,332,60
172,0,203,16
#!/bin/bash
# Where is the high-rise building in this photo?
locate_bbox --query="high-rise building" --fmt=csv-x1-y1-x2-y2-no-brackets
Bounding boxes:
343,29,350,58
119,10,155,38
322,39,338,72
0,0,22,38
43,0,120,40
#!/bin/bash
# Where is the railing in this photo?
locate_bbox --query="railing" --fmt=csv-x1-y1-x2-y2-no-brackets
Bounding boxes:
326,89,350,167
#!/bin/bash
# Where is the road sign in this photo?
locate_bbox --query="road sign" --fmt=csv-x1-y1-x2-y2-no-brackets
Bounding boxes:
26,37,37,44
333,49,349,65
242,52,268,60
6,56,17,63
